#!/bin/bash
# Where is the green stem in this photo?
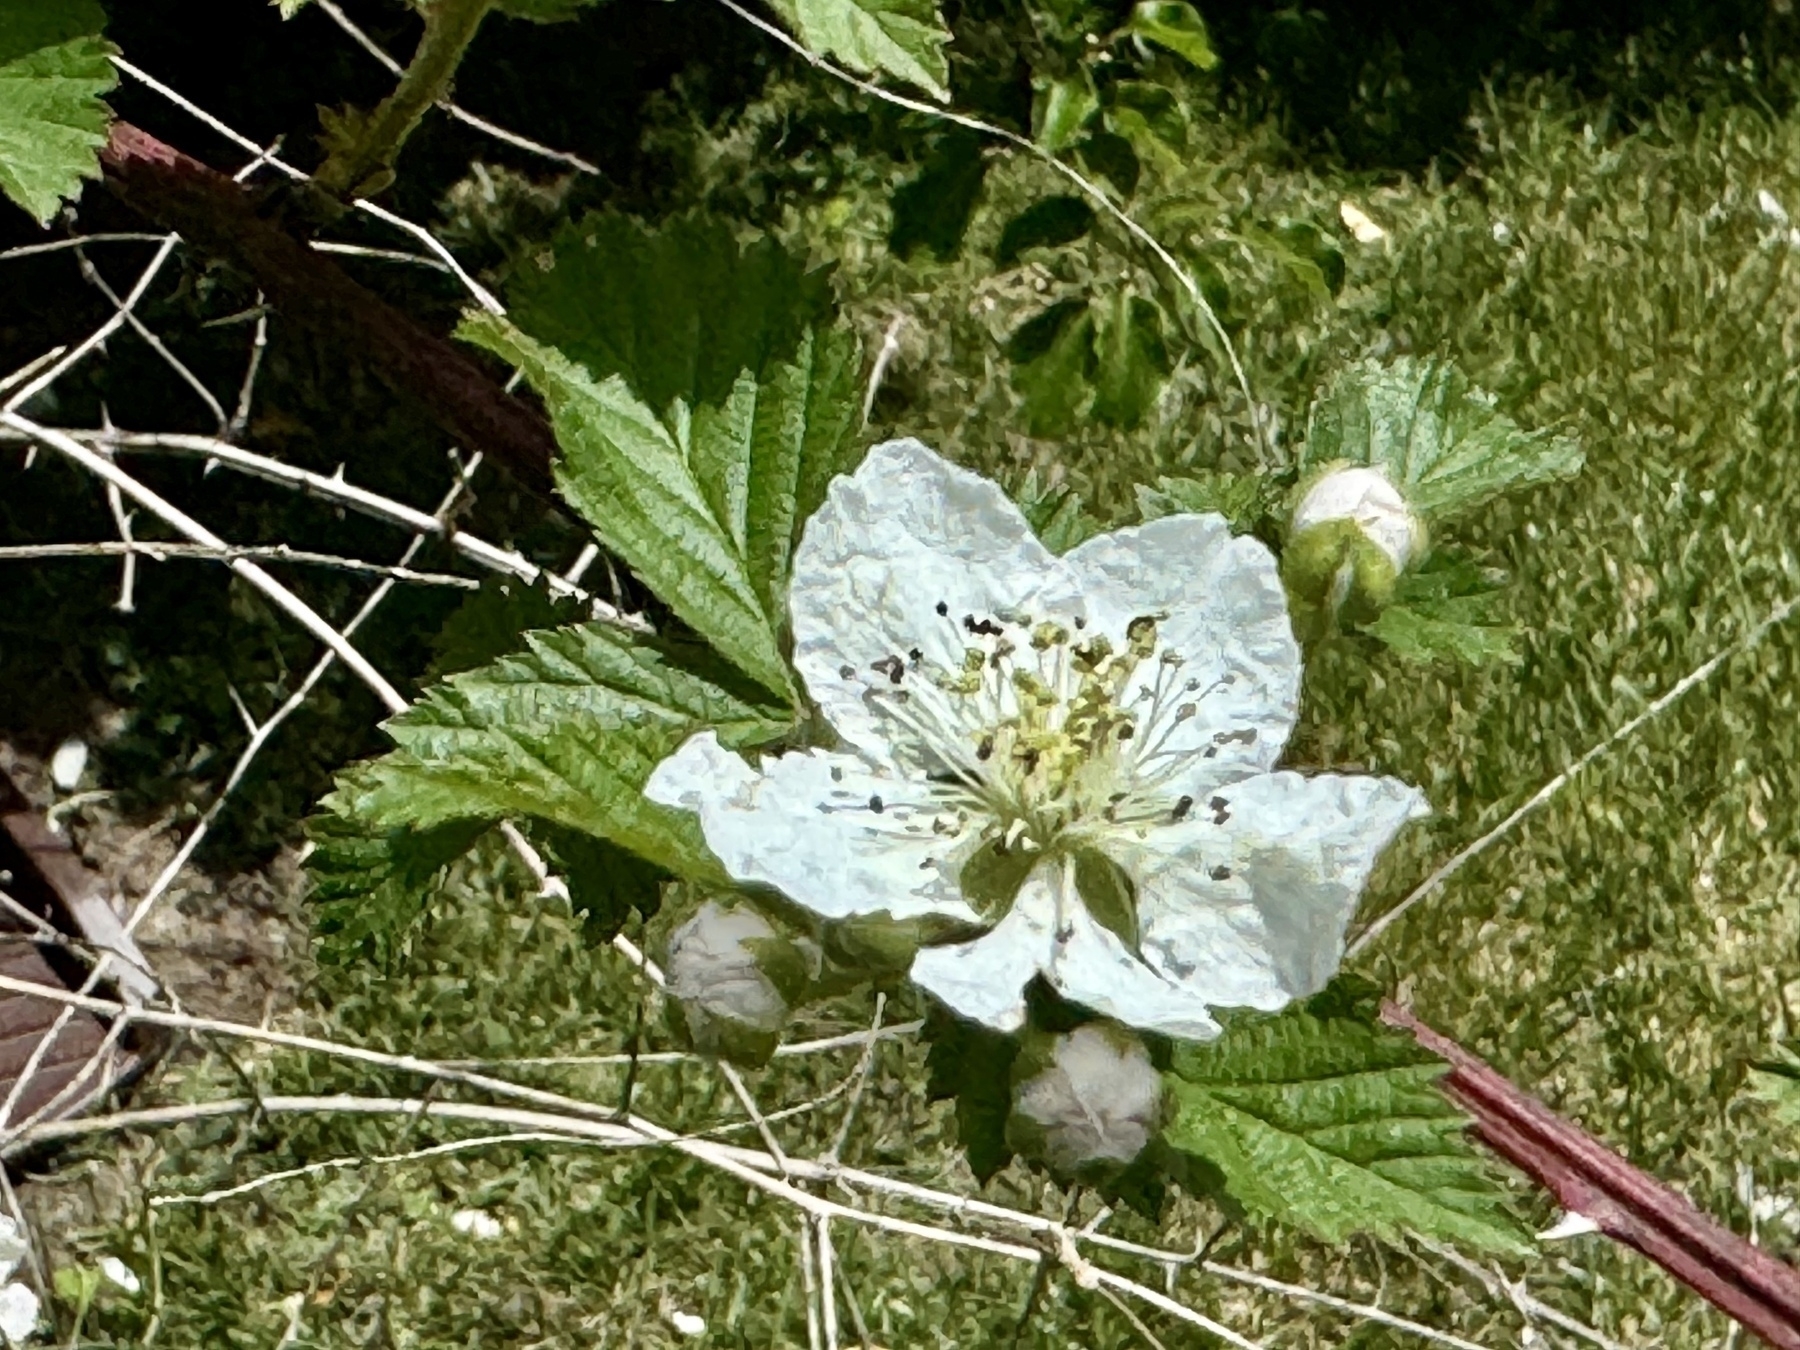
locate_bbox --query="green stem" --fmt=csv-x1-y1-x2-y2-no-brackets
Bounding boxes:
314,0,496,198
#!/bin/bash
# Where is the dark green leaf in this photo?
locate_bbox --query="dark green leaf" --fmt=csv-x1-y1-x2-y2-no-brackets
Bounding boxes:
1105,82,1187,175
763,0,951,100
996,195,1095,266
1303,358,1584,517
889,128,989,261
925,1003,1021,1181
307,800,491,966
0,0,116,225
310,622,792,930
428,574,585,680
1745,1044,1800,1130
504,211,835,418
1032,73,1098,154
1089,290,1168,429
459,314,797,700
1075,129,1140,200
1361,602,1521,666
526,821,666,942
1009,300,1095,438
1166,1005,1532,1253
1124,0,1218,69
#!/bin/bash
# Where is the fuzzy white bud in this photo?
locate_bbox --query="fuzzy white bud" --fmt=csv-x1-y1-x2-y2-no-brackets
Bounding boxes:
666,901,791,1042
1012,1024,1162,1173
1291,465,1423,571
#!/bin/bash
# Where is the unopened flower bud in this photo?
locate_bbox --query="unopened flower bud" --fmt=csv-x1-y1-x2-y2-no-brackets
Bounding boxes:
665,901,806,1064
1291,465,1422,572
1008,1023,1164,1178
1283,465,1425,641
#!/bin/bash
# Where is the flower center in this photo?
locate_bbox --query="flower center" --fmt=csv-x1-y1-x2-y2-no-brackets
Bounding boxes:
849,602,1249,859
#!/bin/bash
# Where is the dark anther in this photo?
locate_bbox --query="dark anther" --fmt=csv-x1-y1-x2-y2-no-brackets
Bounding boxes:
962,614,1004,637
1117,724,1135,741
977,735,995,761
1213,728,1258,746
1019,748,1041,773
920,857,936,870
1127,615,1158,643
839,664,856,679
1209,795,1230,825
830,766,844,782
1073,615,1087,629
936,600,950,616
870,655,905,684
1209,865,1232,881
869,795,885,814
908,647,923,665
1172,795,1194,821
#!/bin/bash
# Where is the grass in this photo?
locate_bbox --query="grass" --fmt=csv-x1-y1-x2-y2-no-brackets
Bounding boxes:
15,31,1800,1350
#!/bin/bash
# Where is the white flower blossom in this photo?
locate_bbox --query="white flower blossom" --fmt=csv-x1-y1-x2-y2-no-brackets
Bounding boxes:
450,1208,502,1240
646,440,1426,1039
0,1220,34,1347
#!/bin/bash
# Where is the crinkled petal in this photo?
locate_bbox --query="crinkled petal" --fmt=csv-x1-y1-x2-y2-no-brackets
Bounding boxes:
0,1282,36,1347
790,438,1082,767
1065,515,1300,795
1109,770,1429,1009
909,866,1058,1032
645,731,982,924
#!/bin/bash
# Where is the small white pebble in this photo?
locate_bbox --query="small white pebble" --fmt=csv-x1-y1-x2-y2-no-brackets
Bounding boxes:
1759,189,1790,225
0,1282,37,1347
1536,1210,1601,1241
450,1208,502,1240
668,1309,706,1337
1339,199,1387,243
49,738,87,792
99,1256,140,1294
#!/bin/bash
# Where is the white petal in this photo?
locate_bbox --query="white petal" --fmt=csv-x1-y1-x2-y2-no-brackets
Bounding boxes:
0,1219,23,1287
0,1283,36,1346
1339,200,1387,243
789,438,1080,766
99,1256,140,1294
909,866,1061,1032
1112,771,1429,1010
647,732,981,925
49,739,87,792
1064,515,1301,794
669,1309,707,1337
1292,465,1423,571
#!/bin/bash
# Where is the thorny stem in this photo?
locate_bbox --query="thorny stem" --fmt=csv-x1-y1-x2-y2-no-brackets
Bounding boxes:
313,0,498,198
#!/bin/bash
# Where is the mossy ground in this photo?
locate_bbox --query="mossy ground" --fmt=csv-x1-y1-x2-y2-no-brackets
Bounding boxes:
8,4,1800,1345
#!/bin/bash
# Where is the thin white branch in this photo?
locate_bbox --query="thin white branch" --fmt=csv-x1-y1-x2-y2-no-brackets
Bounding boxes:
73,243,229,431
0,540,480,588
2,415,406,712
0,233,167,263
0,427,644,627
435,1020,924,1069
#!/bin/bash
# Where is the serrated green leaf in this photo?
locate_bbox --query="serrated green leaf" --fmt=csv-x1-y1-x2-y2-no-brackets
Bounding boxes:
1361,602,1521,666
1135,470,1275,533
428,574,585,681
889,127,988,261
996,195,1095,266
1302,358,1584,518
1166,1007,1533,1254
1090,290,1168,429
0,0,117,225
307,797,492,966
1124,0,1218,69
1014,468,1104,554
1105,81,1187,176
505,212,836,420
459,314,798,700
1031,73,1098,155
764,0,951,99
312,622,792,924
